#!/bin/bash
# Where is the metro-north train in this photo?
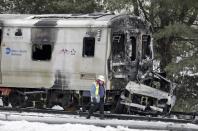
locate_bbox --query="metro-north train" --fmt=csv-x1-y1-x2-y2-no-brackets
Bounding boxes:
0,14,175,113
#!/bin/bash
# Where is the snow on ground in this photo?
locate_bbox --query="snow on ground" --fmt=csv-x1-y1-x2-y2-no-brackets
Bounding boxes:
51,105,64,110
0,110,198,130
0,120,162,131
0,99,197,130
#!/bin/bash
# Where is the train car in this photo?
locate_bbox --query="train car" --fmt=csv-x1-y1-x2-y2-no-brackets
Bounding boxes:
0,14,175,113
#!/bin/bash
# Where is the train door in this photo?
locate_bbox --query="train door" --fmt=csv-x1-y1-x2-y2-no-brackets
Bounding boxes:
112,32,125,61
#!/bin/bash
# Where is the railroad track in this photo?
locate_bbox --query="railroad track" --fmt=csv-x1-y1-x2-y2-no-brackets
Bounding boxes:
0,106,198,130
0,106,197,124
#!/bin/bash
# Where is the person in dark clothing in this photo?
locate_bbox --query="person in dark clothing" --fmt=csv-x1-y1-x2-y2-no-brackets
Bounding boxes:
86,75,105,119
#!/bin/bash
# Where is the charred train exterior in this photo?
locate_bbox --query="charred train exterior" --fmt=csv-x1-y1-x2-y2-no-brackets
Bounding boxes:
0,14,175,113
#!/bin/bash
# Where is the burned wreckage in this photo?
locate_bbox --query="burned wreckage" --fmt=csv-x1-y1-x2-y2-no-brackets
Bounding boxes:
0,14,175,114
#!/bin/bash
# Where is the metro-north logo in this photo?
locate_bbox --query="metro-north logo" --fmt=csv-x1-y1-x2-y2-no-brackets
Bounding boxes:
5,47,11,54
5,47,27,56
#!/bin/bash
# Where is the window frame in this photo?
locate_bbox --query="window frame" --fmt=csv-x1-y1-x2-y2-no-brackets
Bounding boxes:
142,35,151,59
31,43,53,61
82,37,95,57
130,36,137,61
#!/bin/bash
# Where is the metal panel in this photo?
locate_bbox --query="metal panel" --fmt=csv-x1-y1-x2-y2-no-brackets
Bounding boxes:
0,28,2,83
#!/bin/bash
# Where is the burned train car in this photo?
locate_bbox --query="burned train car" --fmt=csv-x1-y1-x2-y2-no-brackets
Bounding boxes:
0,14,175,113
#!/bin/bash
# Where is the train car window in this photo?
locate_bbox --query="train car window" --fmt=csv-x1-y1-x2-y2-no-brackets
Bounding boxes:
142,35,151,59
82,37,95,57
32,44,52,61
112,33,125,58
15,28,22,36
130,36,136,61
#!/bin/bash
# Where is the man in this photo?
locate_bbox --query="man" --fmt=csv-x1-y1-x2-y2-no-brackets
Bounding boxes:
86,75,105,119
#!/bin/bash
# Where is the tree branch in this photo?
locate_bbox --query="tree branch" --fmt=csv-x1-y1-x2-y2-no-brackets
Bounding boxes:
137,0,149,21
187,9,198,26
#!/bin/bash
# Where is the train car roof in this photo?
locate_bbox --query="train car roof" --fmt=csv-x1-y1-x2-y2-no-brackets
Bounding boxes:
0,13,144,28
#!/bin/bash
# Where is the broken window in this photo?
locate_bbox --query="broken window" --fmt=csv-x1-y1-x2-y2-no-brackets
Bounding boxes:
31,28,56,61
82,37,95,57
15,28,22,36
32,44,52,61
142,35,151,59
112,33,125,59
130,36,136,61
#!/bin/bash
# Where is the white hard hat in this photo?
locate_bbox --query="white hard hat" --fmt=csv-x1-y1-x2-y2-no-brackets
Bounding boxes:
97,75,105,82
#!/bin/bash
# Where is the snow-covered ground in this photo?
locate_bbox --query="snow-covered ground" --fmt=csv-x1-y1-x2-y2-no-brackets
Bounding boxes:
0,110,198,131
0,99,198,131
0,98,162,131
0,120,161,131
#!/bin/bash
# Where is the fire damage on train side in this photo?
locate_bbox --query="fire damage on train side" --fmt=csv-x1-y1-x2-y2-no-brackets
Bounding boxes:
106,15,176,114
0,14,176,114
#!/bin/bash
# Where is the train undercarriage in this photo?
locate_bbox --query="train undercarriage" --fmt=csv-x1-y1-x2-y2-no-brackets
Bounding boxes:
0,70,176,116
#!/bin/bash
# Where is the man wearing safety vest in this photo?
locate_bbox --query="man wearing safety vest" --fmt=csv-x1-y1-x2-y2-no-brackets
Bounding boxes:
86,75,105,119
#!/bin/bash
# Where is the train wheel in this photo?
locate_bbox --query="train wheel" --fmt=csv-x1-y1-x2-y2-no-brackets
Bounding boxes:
163,104,171,114
110,95,119,113
9,92,24,108
114,98,126,114
63,95,78,111
2,96,9,106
